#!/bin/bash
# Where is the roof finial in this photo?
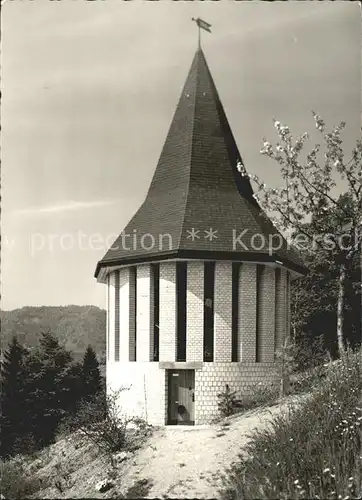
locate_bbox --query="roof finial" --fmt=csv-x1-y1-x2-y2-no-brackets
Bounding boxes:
191,17,212,49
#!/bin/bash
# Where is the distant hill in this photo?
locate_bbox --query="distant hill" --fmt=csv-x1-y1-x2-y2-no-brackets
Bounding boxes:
1,305,106,362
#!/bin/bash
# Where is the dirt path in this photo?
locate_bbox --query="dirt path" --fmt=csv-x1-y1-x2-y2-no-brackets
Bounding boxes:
27,395,306,499
120,398,301,499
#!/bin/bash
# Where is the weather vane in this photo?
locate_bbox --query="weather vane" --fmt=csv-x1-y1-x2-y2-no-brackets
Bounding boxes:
191,17,212,48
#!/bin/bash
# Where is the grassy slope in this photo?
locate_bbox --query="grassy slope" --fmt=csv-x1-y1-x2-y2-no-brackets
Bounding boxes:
224,349,362,500
2,352,361,499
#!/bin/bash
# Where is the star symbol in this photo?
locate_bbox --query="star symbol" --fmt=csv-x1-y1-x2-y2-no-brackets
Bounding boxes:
204,228,218,241
186,228,200,241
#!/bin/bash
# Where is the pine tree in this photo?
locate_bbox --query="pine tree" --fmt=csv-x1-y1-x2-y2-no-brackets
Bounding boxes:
29,330,76,446
0,337,30,457
82,345,102,400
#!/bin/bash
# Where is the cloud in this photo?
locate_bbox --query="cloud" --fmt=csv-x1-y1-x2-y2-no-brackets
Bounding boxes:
12,200,117,217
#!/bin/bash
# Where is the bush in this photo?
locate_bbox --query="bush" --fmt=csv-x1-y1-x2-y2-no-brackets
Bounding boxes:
10,433,38,457
217,384,238,417
293,336,329,372
244,381,279,410
58,388,133,456
1,458,43,499
224,347,362,500
290,362,328,395
275,336,329,398
227,382,280,417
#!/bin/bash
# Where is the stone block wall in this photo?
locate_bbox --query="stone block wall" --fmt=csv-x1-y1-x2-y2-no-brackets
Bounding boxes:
186,262,204,361
257,265,276,362
194,362,279,424
275,267,287,356
106,261,288,365
136,264,154,362
159,262,177,362
214,262,232,362
238,263,257,362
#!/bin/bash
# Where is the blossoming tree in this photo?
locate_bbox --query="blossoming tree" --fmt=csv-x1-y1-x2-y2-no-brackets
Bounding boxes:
238,113,362,357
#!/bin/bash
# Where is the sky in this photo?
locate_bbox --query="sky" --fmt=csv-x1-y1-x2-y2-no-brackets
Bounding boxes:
1,0,361,311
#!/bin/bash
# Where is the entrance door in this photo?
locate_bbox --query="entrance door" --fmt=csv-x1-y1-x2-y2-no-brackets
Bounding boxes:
167,370,195,425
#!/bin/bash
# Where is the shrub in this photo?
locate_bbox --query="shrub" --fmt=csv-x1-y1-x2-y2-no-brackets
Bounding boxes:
11,433,38,457
217,384,238,417
1,458,43,499
228,381,280,416
246,381,279,409
275,336,296,397
275,336,329,398
293,336,328,372
290,362,328,395
58,388,133,456
223,347,362,500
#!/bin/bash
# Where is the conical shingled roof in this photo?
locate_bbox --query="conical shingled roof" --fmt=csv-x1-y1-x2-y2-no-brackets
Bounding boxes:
95,48,306,280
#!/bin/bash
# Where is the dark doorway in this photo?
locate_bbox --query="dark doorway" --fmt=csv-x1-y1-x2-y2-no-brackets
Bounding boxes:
167,370,195,425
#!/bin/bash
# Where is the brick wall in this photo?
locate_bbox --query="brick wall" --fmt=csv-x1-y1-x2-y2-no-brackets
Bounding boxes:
107,259,285,364
186,262,204,361
286,271,291,339
194,362,279,424
136,265,154,362
257,265,275,362
214,262,232,362
275,267,287,356
238,263,257,362
159,262,177,361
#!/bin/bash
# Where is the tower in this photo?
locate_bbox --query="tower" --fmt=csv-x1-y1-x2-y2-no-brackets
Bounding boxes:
95,47,306,425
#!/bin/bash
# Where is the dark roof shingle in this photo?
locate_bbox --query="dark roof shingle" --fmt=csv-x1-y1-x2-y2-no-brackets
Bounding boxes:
95,48,306,278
